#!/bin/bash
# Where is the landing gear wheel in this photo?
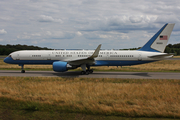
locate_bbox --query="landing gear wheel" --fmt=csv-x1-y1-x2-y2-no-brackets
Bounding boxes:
85,70,89,75
86,69,93,74
81,71,90,75
80,65,92,75
89,70,93,74
81,71,86,75
21,70,25,73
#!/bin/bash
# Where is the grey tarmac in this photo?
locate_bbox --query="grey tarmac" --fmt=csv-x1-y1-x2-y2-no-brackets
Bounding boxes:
0,70,180,79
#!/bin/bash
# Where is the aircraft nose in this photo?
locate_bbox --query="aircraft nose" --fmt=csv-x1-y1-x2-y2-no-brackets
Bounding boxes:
4,57,13,63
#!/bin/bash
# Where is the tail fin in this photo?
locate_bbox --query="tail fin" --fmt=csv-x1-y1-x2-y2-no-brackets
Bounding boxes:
139,23,175,52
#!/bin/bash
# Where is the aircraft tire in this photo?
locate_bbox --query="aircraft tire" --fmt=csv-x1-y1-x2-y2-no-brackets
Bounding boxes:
81,71,86,75
89,70,93,74
85,71,89,75
21,70,25,73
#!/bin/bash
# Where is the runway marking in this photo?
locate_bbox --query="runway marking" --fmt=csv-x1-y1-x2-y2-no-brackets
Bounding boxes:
0,70,179,79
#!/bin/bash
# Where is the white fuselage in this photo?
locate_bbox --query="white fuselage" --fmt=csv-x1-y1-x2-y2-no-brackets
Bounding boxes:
7,50,171,66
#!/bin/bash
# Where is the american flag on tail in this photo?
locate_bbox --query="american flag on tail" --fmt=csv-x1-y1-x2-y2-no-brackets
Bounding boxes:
159,35,168,40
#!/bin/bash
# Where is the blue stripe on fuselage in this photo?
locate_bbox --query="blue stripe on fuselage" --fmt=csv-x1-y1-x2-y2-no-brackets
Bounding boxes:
94,60,156,66
4,57,57,64
4,57,156,66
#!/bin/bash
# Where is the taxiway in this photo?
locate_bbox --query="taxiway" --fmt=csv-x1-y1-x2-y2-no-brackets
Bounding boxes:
0,70,179,79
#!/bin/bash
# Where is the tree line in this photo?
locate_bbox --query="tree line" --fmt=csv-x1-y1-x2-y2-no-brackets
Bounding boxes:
122,43,180,56
0,43,180,55
164,43,180,55
0,44,52,55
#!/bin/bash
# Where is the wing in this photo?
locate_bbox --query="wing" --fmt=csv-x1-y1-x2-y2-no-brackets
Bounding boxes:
65,44,101,65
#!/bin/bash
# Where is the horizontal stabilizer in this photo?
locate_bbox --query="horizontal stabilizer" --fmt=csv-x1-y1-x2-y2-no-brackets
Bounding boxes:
148,53,173,59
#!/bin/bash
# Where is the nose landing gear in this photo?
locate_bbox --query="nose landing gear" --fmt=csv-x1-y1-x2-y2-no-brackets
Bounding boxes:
19,64,25,73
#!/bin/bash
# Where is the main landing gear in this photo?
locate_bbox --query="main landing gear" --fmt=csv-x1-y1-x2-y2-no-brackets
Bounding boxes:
19,64,25,73
80,64,93,75
81,69,93,75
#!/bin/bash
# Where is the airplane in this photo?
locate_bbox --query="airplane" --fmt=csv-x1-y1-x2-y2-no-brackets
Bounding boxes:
4,23,175,75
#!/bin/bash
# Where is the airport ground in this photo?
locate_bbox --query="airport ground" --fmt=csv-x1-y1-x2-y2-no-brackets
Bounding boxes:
1,70,180,80
0,57,180,119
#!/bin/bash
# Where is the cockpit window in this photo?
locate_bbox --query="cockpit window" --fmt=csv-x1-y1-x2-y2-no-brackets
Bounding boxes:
8,55,12,57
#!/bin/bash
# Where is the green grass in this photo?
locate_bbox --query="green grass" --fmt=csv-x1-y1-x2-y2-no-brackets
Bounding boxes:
173,56,180,58
1,77,180,119
0,97,179,120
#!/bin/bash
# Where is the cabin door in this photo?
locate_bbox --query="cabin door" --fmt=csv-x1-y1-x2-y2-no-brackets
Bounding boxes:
16,54,20,60
106,52,109,60
138,53,142,61
47,53,51,60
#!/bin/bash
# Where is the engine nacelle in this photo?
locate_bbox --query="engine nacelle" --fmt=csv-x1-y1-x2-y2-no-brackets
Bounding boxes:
53,61,77,72
53,61,68,72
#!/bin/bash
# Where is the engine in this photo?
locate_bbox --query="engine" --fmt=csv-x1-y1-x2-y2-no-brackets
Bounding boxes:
53,61,77,72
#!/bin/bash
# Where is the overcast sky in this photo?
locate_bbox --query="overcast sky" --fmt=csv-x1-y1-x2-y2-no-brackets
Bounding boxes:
0,0,180,49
